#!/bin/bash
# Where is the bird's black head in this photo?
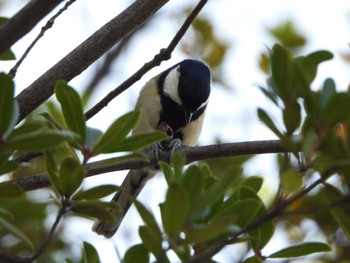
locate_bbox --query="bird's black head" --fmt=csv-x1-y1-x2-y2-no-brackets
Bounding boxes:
158,59,211,136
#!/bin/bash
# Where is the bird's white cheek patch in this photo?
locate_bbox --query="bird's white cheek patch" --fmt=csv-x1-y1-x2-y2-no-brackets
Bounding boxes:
163,66,182,105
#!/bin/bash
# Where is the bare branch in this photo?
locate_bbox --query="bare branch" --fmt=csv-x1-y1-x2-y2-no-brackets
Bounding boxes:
16,0,170,122
9,0,77,78
0,0,62,55
9,139,289,192
84,0,209,120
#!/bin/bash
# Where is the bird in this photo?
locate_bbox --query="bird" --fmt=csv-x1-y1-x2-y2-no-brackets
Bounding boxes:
92,59,211,238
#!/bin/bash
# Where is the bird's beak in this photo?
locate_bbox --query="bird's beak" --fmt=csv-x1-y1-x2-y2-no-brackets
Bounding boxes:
185,111,193,124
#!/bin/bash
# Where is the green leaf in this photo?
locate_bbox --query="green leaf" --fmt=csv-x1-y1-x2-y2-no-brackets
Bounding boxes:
0,49,16,60
242,256,264,263
183,165,204,207
270,44,291,98
0,183,24,198
193,166,242,213
73,184,120,200
0,159,18,176
161,182,190,237
0,216,34,250
58,157,85,197
55,80,86,143
135,201,162,242
7,130,79,151
87,153,146,171
186,215,236,243
139,226,164,260
323,93,350,127
241,176,263,193
172,152,186,182
44,150,61,195
110,131,168,152
269,21,306,48
159,161,174,185
283,102,301,135
93,111,140,154
81,241,101,263
320,78,336,108
268,242,331,258
124,244,150,263
71,200,119,221
0,73,17,136
280,169,302,194
257,108,283,138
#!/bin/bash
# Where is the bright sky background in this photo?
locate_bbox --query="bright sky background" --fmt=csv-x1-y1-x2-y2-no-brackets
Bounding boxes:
1,0,350,262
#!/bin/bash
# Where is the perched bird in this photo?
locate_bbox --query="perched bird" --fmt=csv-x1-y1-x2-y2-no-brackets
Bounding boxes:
92,59,211,238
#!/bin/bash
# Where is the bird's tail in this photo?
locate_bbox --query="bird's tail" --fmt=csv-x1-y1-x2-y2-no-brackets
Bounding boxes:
92,169,154,238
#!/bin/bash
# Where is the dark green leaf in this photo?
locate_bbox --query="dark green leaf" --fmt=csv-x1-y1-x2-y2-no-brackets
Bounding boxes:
283,102,301,135
320,78,336,108
242,256,264,263
0,183,24,198
58,157,85,197
135,201,162,242
124,244,150,263
71,200,119,221
268,242,331,258
183,165,204,207
44,150,61,195
0,49,16,60
110,131,168,152
7,130,79,151
161,182,190,237
0,217,34,250
323,93,350,127
159,161,174,186
81,241,101,263
87,153,146,171
74,184,120,200
172,151,186,182
93,111,140,154
0,159,18,176
0,72,16,136
55,80,86,143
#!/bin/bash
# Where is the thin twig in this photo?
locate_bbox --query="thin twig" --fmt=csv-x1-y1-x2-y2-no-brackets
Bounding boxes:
8,139,290,192
9,0,77,78
0,0,62,55
84,0,209,120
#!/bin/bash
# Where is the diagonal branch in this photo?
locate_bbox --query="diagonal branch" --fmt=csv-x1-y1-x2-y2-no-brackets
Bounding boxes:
15,0,170,122
8,139,289,192
0,0,62,55
84,0,209,120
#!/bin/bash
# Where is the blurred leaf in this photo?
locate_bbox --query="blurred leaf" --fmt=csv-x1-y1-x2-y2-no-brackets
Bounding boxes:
183,165,204,207
323,93,350,127
268,242,331,258
110,131,168,152
161,182,190,237
320,78,336,108
135,201,162,242
283,102,301,135
258,51,270,74
206,40,228,68
0,49,16,60
139,226,165,260
280,169,302,194
241,176,263,193
9,120,47,138
160,161,174,185
0,183,24,198
55,80,86,143
296,50,333,85
269,20,306,48
124,244,150,263
0,159,18,175
93,111,140,154
85,126,102,150
172,152,186,182
45,150,61,195
7,130,79,151
71,200,118,221
74,184,120,200
0,72,17,137
249,206,275,249
192,16,213,41
58,157,85,197
0,216,34,250
81,241,100,263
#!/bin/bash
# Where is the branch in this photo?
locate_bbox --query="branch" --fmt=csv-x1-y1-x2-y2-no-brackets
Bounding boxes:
8,139,289,192
15,0,170,122
0,0,62,55
9,0,77,78
84,0,209,120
